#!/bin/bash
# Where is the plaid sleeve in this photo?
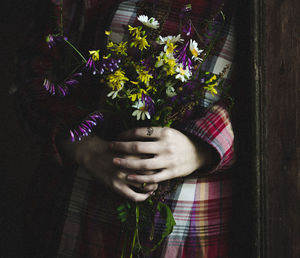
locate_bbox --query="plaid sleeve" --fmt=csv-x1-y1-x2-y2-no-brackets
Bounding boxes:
180,102,235,172
181,8,236,172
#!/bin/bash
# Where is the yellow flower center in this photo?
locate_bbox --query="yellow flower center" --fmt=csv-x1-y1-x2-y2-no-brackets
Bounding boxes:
191,48,198,57
139,106,147,111
179,67,185,75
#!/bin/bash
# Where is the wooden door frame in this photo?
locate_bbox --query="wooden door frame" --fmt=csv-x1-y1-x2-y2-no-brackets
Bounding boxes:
252,0,266,257
252,0,300,257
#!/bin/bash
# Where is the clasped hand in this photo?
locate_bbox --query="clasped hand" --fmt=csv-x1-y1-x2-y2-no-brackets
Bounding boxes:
73,127,210,202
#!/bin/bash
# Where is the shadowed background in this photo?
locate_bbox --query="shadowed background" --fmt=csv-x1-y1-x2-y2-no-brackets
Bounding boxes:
0,1,41,256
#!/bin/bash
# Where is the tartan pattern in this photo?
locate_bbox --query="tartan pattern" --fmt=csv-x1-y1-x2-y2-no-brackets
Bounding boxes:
57,168,232,258
180,104,235,172
55,1,235,257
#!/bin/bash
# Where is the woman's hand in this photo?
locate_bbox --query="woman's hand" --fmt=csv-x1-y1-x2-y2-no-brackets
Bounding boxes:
63,135,158,202
110,127,212,184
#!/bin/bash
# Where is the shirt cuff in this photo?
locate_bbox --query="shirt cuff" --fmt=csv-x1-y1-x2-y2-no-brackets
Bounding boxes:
179,104,235,173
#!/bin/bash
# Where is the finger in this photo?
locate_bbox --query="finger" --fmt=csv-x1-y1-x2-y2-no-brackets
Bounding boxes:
116,170,157,193
113,156,169,171
110,141,164,155
117,127,164,140
126,180,143,188
129,182,158,193
139,183,158,192
114,181,152,202
127,170,172,184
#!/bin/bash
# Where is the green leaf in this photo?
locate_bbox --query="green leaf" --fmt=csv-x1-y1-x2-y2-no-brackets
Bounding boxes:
149,201,176,252
117,201,133,223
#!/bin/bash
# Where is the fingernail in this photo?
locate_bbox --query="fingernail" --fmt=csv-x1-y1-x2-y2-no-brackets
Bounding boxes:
113,158,121,165
127,175,135,180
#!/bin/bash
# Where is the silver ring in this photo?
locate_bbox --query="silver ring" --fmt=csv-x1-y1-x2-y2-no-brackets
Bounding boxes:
147,127,153,136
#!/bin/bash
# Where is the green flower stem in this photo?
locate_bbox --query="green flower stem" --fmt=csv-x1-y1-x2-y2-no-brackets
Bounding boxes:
130,204,140,258
120,231,128,258
196,11,226,78
64,39,87,63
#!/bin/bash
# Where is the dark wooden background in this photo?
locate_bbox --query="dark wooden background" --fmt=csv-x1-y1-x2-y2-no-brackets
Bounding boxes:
1,0,299,257
254,0,300,257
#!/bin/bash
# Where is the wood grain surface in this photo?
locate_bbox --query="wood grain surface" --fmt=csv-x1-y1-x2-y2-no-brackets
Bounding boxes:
254,0,300,257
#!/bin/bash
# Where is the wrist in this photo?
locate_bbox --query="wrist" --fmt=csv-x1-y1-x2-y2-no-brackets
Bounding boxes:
62,135,109,165
197,140,220,172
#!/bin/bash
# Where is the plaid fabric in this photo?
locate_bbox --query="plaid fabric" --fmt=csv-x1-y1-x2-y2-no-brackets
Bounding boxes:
19,0,235,257
57,168,232,257
54,1,235,257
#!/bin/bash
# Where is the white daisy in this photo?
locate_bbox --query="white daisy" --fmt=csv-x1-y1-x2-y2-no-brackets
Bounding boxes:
132,100,151,120
189,39,203,62
175,64,192,82
157,34,183,45
107,89,121,99
137,15,159,29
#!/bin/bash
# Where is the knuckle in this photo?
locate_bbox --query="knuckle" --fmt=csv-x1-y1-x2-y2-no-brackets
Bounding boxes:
149,176,158,183
121,159,129,168
165,143,175,154
131,143,140,153
161,127,173,138
140,163,150,170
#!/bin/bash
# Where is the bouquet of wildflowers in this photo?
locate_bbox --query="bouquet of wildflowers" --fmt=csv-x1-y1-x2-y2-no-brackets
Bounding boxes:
45,8,226,142
43,3,228,257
